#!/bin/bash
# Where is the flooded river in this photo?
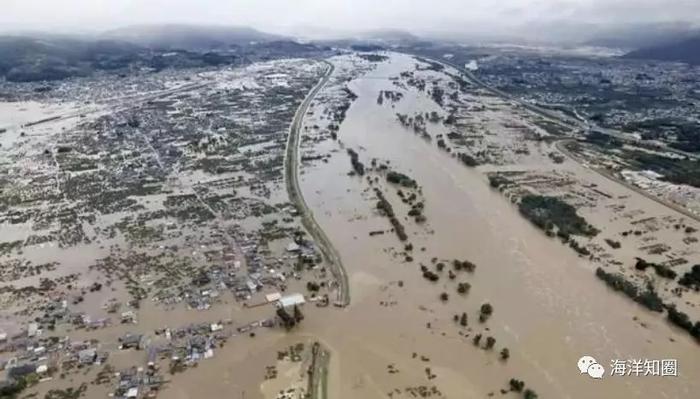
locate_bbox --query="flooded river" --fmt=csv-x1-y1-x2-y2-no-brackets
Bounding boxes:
293,53,699,398
112,53,700,399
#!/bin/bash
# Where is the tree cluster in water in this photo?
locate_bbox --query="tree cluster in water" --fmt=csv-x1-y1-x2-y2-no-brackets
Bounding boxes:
374,188,407,241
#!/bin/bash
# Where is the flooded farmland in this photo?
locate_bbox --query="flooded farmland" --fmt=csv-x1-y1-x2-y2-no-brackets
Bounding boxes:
1,49,698,399
290,52,700,398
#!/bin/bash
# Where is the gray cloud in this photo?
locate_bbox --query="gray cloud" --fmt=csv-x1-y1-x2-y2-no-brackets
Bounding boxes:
1,0,699,38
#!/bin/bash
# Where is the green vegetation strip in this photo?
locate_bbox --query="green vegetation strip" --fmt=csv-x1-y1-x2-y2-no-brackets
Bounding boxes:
518,195,599,239
596,267,700,342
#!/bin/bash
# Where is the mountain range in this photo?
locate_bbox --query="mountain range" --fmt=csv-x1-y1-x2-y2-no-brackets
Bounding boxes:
0,25,331,83
2,23,700,84
623,35,700,65
101,24,283,50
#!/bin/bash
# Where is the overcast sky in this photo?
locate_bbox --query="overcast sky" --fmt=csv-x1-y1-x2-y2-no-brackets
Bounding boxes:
2,0,699,36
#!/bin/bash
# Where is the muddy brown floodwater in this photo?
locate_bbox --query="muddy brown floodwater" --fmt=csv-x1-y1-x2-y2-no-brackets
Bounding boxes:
161,53,699,399
293,53,700,398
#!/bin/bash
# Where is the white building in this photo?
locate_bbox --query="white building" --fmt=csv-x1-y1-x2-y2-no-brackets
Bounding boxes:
277,293,305,308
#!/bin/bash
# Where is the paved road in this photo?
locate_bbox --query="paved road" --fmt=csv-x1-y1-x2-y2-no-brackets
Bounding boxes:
422,54,700,221
15,81,211,131
284,61,350,307
556,140,700,223
307,341,330,399
425,55,699,161
136,124,251,273
428,56,579,128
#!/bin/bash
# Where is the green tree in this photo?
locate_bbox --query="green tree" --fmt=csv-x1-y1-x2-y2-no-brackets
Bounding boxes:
459,312,468,327
524,389,538,399
293,305,304,322
509,379,524,392
277,307,296,330
457,282,471,294
479,303,493,322
500,348,510,360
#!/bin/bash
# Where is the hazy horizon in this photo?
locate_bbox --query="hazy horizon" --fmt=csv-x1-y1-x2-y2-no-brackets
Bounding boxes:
2,0,700,43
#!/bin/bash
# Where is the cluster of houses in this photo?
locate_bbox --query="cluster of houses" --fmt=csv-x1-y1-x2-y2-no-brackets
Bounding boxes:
0,329,108,391
0,230,315,397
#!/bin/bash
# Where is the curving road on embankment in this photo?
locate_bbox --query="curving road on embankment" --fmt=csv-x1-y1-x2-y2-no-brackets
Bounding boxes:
556,139,700,223
423,54,699,160
284,60,350,307
422,54,700,222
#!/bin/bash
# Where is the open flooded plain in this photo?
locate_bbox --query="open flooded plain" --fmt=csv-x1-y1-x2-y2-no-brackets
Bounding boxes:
288,53,700,398
1,51,698,399
167,52,700,398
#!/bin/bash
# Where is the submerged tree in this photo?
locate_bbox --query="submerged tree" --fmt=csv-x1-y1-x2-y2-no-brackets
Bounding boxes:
293,305,304,323
277,307,296,330
479,303,494,322
457,282,471,295
509,379,525,392
500,348,510,360
459,312,468,327
524,389,539,399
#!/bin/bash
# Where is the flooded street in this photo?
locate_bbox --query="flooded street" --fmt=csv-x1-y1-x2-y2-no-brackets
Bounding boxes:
2,4,700,397
1,51,698,399
294,53,700,398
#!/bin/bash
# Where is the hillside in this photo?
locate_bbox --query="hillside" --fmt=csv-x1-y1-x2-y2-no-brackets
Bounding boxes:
624,36,700,65
0,36,147,82
0,27,329,83
102,24,284,50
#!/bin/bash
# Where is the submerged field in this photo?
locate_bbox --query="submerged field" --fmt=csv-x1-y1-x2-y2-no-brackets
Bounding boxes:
0,51,698,399
290,52,700,398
